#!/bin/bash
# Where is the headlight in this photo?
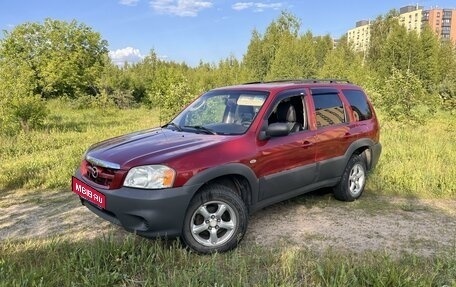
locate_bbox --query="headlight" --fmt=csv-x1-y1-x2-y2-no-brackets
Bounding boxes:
123,165,175,189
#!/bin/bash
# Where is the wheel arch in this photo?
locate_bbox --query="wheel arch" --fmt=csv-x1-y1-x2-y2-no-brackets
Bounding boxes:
344,138,376,171
183,163,259,211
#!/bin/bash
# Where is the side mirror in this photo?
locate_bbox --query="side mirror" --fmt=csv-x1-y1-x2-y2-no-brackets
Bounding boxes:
259,123,290,140
267,122,290,137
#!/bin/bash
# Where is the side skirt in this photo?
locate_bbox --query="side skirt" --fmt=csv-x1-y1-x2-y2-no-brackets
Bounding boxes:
249,177,340,214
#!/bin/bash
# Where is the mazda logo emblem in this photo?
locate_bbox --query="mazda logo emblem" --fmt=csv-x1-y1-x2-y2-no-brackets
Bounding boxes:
89,166,99,179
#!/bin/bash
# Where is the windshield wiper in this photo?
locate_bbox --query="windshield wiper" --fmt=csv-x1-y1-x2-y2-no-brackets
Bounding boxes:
184,125,218,135
164,122,183,132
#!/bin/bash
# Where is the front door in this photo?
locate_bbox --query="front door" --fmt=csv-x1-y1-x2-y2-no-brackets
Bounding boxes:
254,95,317,201
256,129,317,200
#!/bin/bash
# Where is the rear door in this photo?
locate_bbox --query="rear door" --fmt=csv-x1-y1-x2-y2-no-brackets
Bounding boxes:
309,88,356,182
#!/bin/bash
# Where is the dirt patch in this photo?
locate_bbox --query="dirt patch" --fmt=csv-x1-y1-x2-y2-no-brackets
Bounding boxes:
245,195,456,256
0,191,115,241
1,190,455,255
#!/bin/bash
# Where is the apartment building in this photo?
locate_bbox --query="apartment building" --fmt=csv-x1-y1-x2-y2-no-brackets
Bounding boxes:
423,8,456,44
347,20,371,52
347,5,456,51
399,5,423,32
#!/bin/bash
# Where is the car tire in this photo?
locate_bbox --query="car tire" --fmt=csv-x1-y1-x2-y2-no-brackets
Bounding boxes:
333,154,367,202
181,184,248,254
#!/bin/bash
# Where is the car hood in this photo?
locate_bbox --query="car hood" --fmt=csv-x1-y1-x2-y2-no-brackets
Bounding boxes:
85,128,226,169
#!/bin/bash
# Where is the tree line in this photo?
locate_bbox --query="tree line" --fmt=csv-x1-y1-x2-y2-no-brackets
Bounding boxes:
1,11,455,134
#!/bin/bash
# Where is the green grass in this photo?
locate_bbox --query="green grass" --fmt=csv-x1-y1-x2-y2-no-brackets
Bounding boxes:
0,235,455,287
368,111,456,198
0,100,160,191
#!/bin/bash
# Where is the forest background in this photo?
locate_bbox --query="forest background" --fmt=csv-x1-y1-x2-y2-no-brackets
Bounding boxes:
1,11,456,134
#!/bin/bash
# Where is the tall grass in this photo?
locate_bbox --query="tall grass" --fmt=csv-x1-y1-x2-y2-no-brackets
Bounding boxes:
368,111,456,198
1,100,455,198
1,235,455,286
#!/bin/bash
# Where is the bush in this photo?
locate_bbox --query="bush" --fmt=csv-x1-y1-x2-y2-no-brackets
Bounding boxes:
109,90,137,109
148,76,195,123
0,95,48,135
71,94,98,110
380,68,436,124
436,78,456,113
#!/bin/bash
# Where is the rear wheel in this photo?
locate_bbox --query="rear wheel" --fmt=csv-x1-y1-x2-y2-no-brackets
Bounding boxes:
334,154,367,201
182,184,248,253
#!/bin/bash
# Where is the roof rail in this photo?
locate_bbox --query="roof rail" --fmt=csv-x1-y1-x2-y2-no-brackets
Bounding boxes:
242,79,351,84
303,79,351,83
242,81,263,84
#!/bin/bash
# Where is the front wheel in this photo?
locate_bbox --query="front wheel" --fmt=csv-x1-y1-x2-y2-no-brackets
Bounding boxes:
181,184,248,253
333,154,367,201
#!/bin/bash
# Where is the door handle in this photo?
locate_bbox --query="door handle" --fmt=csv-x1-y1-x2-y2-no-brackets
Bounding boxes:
301,140,313,148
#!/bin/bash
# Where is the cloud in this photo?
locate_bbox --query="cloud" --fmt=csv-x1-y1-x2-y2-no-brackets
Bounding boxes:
109,47,144,65
232,2,253,10
150,0,213,17
232,2,283,12
119,0,140,6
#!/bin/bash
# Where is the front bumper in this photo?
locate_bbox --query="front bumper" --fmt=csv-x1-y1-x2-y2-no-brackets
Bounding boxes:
74,170,198,238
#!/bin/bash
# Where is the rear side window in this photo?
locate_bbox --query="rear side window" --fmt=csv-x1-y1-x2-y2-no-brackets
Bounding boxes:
342,89,373,121
312,93,346,128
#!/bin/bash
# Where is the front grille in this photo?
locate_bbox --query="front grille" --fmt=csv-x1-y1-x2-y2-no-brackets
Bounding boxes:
90,165,114,186
80,160,125,189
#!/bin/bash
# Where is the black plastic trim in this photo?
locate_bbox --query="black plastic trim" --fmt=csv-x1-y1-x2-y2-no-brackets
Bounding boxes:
369,142,382,170
183,163,260,209
74,169,199,238
251,178,340,213
259,163,317,200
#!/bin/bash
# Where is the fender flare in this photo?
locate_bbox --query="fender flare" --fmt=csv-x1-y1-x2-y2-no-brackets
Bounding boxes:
183,163,260,205
343,138,376,169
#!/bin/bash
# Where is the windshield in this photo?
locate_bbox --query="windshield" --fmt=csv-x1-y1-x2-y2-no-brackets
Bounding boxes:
170,90,268,135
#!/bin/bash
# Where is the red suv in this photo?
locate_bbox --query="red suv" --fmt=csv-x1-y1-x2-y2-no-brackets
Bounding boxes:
72,80,381,253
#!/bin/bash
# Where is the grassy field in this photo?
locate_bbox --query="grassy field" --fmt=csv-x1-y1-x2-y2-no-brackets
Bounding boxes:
369,112,456,198
1,100,456,286
0,100,160,191
1,100,455,197
1,235,455,286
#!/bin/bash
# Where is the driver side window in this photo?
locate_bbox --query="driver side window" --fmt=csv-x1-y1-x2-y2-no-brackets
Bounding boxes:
267,96,306,132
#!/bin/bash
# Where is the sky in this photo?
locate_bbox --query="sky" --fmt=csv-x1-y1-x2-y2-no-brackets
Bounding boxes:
1,0,455,66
